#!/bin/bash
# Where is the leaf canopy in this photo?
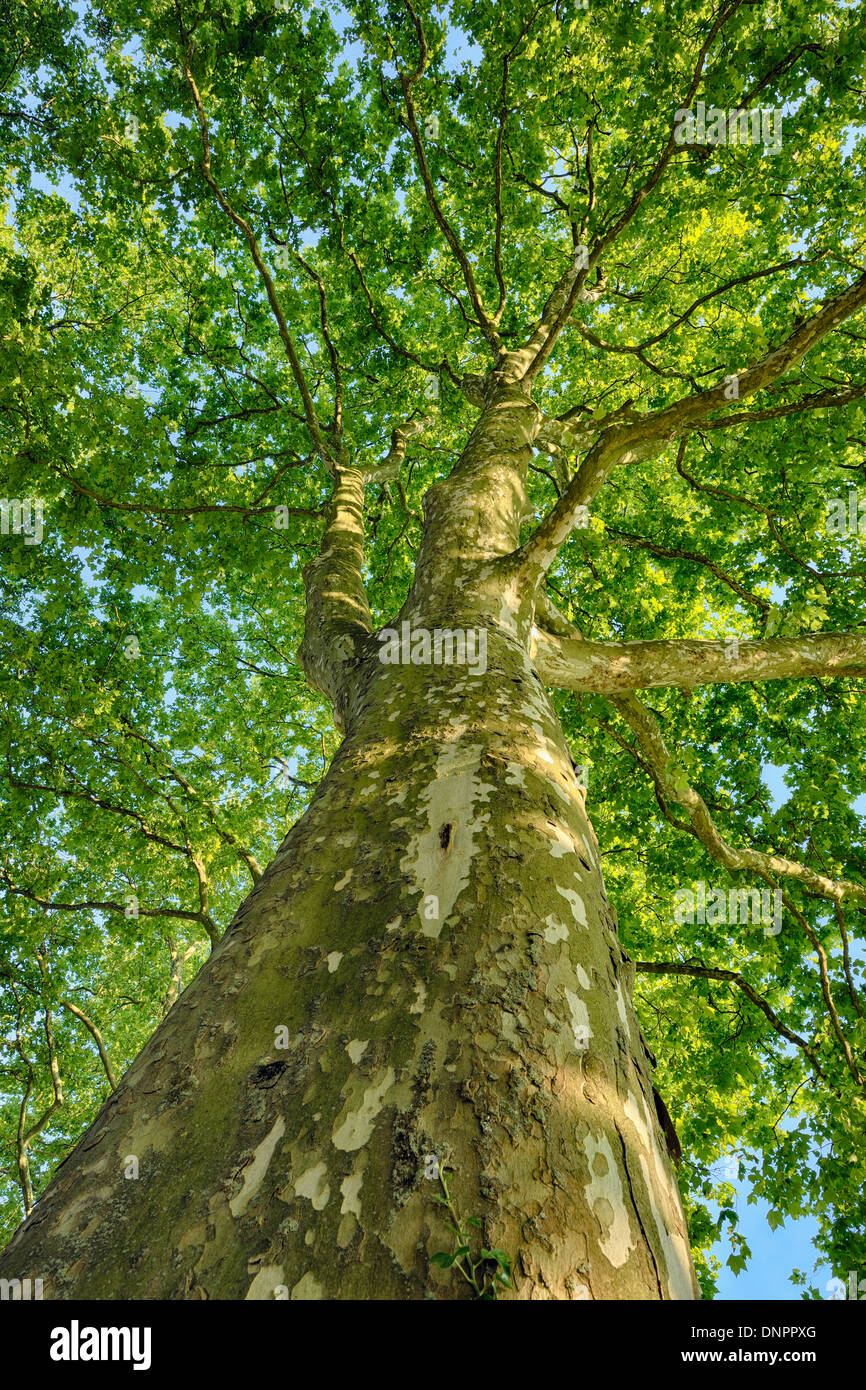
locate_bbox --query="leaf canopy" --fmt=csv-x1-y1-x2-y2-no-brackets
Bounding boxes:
2,0,866,1298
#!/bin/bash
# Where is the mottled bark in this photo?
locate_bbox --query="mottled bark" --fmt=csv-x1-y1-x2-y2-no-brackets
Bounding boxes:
0,642,697,1299
0,388,699,1301
532,629,866,696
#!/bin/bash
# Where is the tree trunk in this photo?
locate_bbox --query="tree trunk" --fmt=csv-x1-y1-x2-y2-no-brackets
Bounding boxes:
0,383,699,1300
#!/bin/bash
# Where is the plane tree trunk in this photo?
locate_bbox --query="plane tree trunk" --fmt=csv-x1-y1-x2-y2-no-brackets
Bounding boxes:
0,374,699,1300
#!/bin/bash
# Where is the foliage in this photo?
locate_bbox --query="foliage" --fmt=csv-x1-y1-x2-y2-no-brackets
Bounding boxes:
2,0,866,1297
430,1164,514,1299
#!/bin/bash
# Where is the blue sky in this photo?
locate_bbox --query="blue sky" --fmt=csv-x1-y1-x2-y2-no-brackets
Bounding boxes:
713,1180,831,1299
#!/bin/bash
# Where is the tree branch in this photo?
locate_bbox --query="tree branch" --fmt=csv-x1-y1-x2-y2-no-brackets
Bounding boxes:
60,1000,118,1090
514,267,866,581
532,629,866,696
635,959,826,1082
298,466,372,728
605,690,866,908
181,41,333,468
398,0,501,356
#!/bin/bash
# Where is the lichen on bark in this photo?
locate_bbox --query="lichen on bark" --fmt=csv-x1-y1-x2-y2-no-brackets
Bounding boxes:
0,383,699,1301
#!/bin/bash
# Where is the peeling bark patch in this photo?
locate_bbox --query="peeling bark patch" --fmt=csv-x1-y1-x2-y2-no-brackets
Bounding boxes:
230,1115,286,1217
53,1189,113,1239
290,1271,324,1299
557,885,588,927
332,1067,395,1151
624,1089,695,1300
400,742,493,938
294,1161,330,1210
583,1133,635,1269
565,989,592,1051
546,820,584,859
340,1170,364,1218
497,586,520,636
543,914,568,944
327,952,344,973
501,1010,521,1046
245,1265,285,1300
614,980,630,1034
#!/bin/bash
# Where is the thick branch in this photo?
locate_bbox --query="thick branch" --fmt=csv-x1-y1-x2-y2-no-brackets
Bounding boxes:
298,466,372,727
532,630,866,696
607,690,866,908
364,414,433,484
516,268,866,580
1,872,217,938
60,1000,118,1090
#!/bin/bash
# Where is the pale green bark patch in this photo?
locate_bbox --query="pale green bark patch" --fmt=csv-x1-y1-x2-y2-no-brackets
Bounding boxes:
230,1115,286,1217
400,740,493,938
294,1161,330,1210
565,988,592,1051
557,885,588,926
290,1271,325,1299
584,1133,636,1270
245,1265,285,1300
331,1067,395,1151
543,914,568,944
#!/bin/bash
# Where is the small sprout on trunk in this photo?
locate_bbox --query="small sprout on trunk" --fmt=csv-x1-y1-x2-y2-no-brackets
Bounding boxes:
429,1164,515,1299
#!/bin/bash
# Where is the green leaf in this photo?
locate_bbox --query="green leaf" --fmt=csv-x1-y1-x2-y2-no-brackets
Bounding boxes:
430,1251,458,1269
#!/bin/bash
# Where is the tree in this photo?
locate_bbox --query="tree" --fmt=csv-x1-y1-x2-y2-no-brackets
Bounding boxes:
1,0,865,1300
